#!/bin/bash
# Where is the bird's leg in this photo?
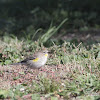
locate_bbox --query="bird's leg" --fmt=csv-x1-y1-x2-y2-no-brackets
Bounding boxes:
24,67,28,74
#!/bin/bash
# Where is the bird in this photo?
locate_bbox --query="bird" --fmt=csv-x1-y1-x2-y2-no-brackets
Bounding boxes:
11,49,49,69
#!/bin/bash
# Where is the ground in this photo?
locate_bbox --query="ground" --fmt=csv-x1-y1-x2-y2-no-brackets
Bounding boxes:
0,30,100,100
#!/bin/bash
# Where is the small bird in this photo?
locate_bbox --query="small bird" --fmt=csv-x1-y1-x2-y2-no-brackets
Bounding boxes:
11,49,49,69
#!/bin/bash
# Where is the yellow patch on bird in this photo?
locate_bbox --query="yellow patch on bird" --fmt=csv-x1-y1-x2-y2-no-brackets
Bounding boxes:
33,58,39,62
45,54,48,57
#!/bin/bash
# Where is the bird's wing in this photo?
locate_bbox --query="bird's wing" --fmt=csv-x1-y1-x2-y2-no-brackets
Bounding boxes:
21,56,36,63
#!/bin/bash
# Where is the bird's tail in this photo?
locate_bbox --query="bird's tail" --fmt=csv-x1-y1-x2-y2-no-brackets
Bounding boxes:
10,62,21,65
10,62,25,65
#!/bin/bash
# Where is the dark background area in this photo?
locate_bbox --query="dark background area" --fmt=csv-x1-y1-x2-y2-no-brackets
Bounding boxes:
0,0,100,43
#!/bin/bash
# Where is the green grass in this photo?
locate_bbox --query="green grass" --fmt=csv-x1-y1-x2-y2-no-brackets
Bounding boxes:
0,30,100,100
